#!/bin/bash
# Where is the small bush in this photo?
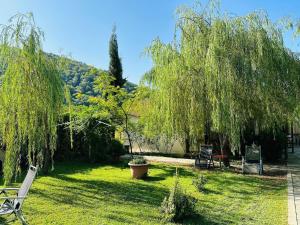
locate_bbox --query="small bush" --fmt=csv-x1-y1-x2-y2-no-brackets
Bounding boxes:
129,156,147,165
56,115,121,163
109,139,126,158
192,174,208,193
160,171,196,222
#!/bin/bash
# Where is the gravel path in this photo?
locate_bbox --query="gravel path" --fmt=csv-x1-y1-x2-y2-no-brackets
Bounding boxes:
121,154,195,166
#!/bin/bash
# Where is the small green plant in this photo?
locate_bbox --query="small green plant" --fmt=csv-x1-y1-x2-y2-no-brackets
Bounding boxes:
129,156,147,164
192,174,208,193
160,170,196,222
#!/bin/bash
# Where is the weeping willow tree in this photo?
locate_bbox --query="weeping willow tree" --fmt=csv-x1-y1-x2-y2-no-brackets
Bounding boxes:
203,10,300,152
0,13,64,184
143,1,300,154
144,40,208,153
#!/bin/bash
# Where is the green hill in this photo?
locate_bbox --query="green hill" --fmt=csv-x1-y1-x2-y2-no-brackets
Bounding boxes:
57,54,136,104
1,53,136,105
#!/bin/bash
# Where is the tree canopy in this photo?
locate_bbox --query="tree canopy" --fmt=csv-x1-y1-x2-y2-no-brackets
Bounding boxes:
141,1,300,153
0,13,65,183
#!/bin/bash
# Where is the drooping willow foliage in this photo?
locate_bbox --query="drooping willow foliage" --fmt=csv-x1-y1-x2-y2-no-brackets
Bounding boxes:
0,13,64,184
144,1,300,153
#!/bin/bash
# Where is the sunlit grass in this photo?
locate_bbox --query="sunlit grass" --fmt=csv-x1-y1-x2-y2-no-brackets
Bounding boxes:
1,161,287,224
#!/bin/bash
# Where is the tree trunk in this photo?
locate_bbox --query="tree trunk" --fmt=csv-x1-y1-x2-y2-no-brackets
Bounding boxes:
125,130,133,155
88,143,92,162
185,138,190,154
204,120,210,144
42,145,51,174
120,106,133,156
219,134,230,167
42,123,51,174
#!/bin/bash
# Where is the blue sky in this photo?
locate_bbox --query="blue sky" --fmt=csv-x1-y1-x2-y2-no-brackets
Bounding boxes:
0,0,299,84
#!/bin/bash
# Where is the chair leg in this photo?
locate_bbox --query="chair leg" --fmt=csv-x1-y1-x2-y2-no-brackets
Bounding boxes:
6,213,17,223
15,210,27,225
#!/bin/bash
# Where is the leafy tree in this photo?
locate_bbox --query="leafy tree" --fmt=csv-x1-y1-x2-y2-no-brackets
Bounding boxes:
109,26,126,87
0,13,65,183
89,72,135,153
143,1,300,154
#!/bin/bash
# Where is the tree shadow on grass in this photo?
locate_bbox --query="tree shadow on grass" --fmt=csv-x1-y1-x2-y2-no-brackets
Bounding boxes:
142,176,166,182
195,170,287,206
0,217,8,224
148,164,196,179
12,162,285,225
181,214,223,225
32,173,169,207
50,161,102,176
28,163,224,225
202,188,222,195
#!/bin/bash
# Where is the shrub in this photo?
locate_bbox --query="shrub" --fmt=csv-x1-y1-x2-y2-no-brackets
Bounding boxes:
160,171,196,222
56,115,125,163
129,156,147,165
108,139,126,159
192,174,208,193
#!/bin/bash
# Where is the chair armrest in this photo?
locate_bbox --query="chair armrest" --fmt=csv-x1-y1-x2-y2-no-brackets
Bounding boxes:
0,188,19,196
0,188,19,191
0,196,26,200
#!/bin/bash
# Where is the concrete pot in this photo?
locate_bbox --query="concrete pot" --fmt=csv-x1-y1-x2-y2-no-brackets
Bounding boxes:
128,163,149,179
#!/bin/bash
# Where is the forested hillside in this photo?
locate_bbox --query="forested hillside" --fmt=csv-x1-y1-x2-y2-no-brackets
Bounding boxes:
0,53,136,105
53,54,136,104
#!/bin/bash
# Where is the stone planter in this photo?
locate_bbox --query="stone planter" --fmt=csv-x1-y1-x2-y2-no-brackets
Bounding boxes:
128,163,149,179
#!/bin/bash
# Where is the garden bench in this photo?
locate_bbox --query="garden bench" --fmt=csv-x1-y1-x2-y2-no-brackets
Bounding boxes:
195,145,214,169
242,144,263,175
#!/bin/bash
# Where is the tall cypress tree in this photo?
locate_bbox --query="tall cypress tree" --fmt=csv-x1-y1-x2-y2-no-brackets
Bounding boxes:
109,26,126,87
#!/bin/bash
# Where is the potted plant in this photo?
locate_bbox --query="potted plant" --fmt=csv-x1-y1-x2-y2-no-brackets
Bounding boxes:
128,156,149,179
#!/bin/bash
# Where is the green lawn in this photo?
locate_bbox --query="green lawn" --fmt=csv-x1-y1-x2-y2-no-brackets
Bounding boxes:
1,162,287,225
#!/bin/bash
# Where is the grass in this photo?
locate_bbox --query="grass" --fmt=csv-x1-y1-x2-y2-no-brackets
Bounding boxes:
0,161,287,225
